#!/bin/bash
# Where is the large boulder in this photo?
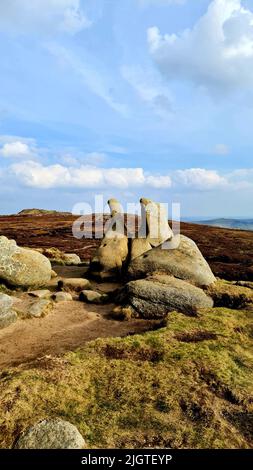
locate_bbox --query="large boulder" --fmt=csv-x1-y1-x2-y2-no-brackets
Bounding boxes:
16,418,85,449
0,293,18,328
115,274,213,319
0,236,52,287
128,234,216,287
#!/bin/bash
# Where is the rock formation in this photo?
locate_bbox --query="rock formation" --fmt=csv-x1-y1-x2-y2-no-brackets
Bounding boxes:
130,197,173,260
90,198,128,279
89,196,216,319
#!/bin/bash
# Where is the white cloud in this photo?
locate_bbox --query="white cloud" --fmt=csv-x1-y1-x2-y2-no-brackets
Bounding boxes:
0,0,91,35
174,168,227,190
11,161,172,190
214,144,230,155
146,174,172,188
0,140,36,159
6,160,253,192
121,64,173,117
147,0,253,93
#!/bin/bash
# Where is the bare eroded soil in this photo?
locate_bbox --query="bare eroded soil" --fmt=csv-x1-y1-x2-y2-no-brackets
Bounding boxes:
0,266,160,369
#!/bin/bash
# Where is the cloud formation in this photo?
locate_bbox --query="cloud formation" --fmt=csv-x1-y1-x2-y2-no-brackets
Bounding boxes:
174,168,227,190
147,0,253,93
8,159,253,193
0,0,91,35
11,161,173,190
0,138,37,159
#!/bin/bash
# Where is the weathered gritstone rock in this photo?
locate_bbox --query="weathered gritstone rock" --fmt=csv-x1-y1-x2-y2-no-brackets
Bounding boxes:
79,290,108,304
29,299,52,318
58,278,91,293
0,236,52,287
52,292,73,302
130,238,152,261
90,199,128,280
128,234,216,287
0,293,18,328
140,198,173,247
28,290,51,299
130,198,173,261
64,254,82,266
15,418,85,449
115,274,213,319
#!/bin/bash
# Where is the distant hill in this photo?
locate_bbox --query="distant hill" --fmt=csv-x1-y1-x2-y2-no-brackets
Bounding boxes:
18,209,72,216
196,218,253,231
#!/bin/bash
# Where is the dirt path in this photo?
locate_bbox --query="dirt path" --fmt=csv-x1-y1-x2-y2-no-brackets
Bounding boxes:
0,300,157,369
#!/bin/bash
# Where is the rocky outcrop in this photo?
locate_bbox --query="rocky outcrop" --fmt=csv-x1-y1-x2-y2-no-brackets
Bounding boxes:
128,234,216,287
0,236,52,287
115,274,213,319
0,293,18,328
15,419,85,449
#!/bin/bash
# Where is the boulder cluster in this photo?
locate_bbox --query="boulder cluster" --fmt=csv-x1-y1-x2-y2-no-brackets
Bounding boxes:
90,198,216,319
0,198,217,327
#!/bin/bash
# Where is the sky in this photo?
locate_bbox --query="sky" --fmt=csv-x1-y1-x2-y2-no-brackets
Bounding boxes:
0,0,253,217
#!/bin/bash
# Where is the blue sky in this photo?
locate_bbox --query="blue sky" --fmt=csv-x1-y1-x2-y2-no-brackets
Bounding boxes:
0,0,253,217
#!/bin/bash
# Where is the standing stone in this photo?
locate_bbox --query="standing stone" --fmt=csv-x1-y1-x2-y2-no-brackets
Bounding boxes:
130,198,173,260
90,198,128,279
0,236,52,287
140,198,173,248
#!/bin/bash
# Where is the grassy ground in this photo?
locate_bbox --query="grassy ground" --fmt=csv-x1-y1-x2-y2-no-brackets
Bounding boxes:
0,306,252,449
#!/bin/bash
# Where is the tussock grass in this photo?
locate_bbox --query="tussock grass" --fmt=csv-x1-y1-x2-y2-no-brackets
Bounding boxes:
207,279,253,309
0,307,252,449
